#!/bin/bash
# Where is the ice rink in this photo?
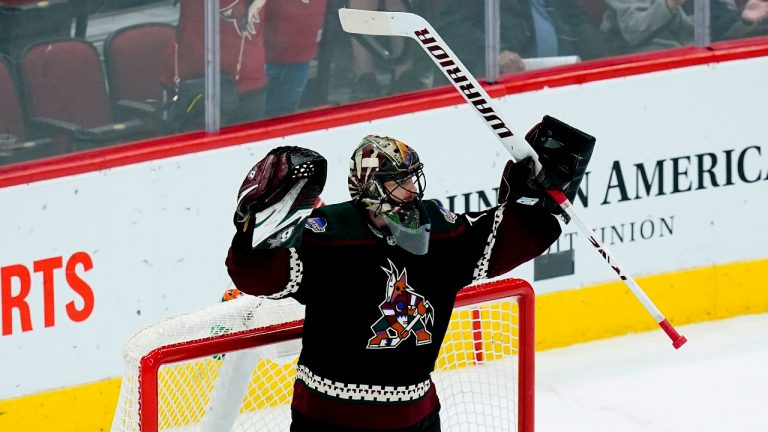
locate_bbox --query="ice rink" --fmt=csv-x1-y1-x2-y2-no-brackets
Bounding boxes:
536,313,768,432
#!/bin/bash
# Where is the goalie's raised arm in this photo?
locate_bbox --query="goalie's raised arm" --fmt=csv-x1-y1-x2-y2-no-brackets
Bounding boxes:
226,146,326,299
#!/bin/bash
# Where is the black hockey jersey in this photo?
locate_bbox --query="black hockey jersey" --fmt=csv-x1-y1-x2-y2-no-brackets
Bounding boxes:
226,199,560,429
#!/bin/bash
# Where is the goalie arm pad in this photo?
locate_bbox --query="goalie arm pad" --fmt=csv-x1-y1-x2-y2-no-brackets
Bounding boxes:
225,230,292,297
489,204,561,277
457,200,561,282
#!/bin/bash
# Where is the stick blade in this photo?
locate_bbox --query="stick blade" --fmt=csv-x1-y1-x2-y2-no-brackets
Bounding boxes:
338,8,421,37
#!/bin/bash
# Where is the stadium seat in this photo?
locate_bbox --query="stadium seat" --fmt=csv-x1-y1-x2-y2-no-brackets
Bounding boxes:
0,58,26,142
19,38,155,151
103,23,176,114
0,57,55,165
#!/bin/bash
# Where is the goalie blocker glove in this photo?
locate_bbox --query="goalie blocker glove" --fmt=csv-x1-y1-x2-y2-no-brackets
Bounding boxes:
235,146,327,249
499,115,595,222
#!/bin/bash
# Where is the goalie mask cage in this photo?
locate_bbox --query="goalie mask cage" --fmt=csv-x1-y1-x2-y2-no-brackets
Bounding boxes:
111,278,535,432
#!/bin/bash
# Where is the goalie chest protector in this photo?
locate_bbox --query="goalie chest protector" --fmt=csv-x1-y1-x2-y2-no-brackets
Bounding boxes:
282,200,557,420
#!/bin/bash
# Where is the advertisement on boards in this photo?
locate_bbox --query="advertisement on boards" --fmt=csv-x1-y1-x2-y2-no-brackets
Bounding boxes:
1,57,767,398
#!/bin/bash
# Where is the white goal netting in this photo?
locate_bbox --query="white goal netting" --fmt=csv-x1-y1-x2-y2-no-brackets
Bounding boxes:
111,279,533,432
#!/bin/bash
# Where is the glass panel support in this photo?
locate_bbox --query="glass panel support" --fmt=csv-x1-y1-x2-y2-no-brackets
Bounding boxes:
205,0,221,132
484,0,501,83
694,0,711,47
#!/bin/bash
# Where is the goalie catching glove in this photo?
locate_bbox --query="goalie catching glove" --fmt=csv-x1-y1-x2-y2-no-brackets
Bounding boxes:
235,146,327,249
499,115,595,222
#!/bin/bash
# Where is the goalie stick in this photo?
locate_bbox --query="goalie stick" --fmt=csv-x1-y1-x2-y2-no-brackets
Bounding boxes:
339,8,687,349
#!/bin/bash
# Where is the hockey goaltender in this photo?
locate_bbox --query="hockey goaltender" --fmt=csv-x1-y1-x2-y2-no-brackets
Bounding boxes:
225,116,594,431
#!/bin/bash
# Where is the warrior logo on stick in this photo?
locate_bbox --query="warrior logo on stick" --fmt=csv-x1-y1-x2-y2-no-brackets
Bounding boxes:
367,260,434,349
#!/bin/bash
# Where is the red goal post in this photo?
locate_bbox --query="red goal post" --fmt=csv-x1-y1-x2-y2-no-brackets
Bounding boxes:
111,278,535,432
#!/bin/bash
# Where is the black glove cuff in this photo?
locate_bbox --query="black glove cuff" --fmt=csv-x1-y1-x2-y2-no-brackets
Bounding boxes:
499,157,564,216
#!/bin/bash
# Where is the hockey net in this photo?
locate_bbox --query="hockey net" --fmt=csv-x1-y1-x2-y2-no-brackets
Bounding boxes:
111,278,534,432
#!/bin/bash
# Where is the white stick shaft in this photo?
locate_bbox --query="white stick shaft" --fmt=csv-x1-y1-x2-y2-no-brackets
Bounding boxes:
560,201,663,322
339,8,686,348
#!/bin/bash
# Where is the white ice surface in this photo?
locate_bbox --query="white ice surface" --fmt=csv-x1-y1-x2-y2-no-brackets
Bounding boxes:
536,313,768,432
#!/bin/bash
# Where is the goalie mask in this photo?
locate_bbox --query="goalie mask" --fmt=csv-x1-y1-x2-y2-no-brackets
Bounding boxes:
348,135,431,255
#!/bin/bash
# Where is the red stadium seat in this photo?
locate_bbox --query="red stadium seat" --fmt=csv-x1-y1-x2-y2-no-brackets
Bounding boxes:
104,23,176,108
0,58,26,140
19,38,154,151
0,57,55,165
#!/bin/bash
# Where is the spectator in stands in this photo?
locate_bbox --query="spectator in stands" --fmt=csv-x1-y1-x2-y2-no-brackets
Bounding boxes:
348,0,408,100
600,0,695,54
171,0,268,128
263,0,328,118
346,0,441,100
713,0,768,41
437,0,611,77
601,0,768,54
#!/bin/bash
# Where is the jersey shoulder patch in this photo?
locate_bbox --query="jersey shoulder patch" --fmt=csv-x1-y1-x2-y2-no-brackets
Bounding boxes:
302,201,372,240
304,217,327,233
437,204,458,224
422,200,464,235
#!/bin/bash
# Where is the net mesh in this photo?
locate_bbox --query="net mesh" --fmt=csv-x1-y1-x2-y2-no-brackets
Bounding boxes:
112,281,528,432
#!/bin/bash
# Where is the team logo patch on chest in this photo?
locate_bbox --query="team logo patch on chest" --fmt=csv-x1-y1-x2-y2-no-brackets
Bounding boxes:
367,260,434,349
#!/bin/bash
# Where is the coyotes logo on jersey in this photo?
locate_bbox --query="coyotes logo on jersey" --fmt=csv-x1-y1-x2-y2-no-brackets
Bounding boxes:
367,260,434,349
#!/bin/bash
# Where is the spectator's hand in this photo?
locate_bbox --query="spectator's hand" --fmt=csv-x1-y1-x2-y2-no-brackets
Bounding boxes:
246,0,266,35
499,50,525,74
666,0,686,10
742,0,768,24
